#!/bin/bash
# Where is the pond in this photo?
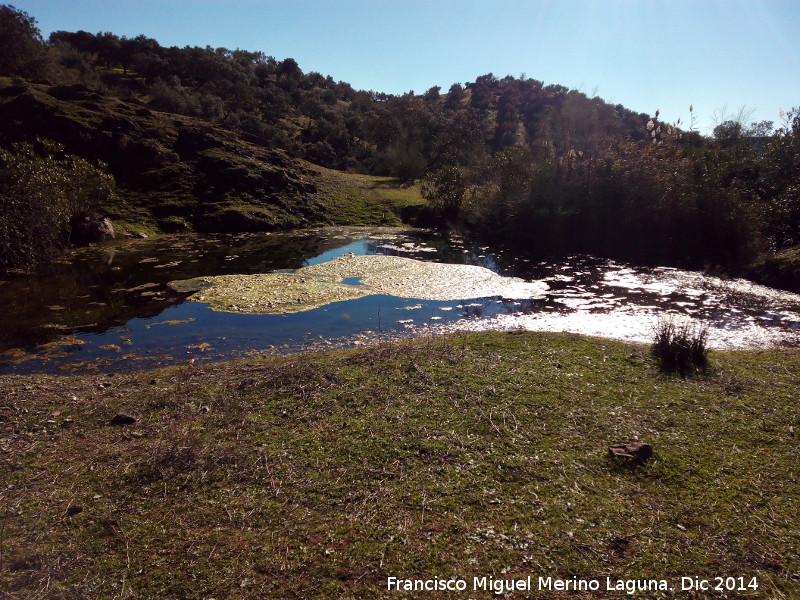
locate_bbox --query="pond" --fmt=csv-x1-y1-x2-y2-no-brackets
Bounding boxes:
1,226,799,374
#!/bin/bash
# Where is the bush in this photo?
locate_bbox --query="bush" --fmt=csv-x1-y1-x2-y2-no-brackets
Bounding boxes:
651,318,709,376
0,141,115,270
420,166,470,222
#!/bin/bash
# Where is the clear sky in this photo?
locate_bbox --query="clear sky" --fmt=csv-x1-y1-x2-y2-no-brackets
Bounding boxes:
11,0,800,134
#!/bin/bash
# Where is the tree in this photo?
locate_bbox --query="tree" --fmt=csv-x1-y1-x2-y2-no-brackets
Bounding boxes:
713,120,744,146
445,83,464,110
493,87,522,151
761,108,800,248
421,166,470,220
0,4,49,78
468,73,496,110
423,85,441,102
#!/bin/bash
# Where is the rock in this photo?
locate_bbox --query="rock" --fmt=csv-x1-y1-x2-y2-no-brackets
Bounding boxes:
608,441,653,464
48,84,102,102
110,413,136,426
70,214,115,245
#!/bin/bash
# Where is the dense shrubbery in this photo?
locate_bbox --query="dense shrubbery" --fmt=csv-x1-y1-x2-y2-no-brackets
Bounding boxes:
0,142,115,270
422,108,800,275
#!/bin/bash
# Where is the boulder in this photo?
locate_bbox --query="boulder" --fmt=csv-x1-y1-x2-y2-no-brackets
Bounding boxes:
70,214,115,245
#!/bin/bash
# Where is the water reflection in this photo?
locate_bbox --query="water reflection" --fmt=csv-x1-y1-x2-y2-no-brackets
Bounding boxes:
1,227,798,374
460,256,800,350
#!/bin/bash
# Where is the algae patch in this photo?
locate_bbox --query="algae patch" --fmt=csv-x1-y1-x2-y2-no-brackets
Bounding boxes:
144,318,196,329
301,255,545,300
169,255,547,314
169,273,369,314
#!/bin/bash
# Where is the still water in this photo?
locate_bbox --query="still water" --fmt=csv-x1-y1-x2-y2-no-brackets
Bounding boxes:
1,227,798,373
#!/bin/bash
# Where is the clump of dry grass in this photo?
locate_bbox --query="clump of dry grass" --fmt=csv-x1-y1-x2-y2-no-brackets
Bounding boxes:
652,317,709,375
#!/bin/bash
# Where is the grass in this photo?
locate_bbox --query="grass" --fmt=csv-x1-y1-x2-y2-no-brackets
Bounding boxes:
313,169,427,226
312,169,398,226
748,245,800,293
652,318,709,376
343,172,426,211
1,331,798,599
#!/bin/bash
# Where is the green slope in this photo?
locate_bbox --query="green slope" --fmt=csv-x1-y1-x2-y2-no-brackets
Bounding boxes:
0,78,413,236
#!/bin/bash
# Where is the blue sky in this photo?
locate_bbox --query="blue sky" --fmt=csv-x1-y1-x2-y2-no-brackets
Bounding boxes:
12,0,800,134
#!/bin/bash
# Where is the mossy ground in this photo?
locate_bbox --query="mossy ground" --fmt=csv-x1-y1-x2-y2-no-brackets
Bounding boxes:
1,331,798,599
313,169,423,226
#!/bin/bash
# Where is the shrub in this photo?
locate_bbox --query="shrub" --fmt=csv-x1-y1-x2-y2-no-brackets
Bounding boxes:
651,318,709,376
0,141,115,270
420,166,470,221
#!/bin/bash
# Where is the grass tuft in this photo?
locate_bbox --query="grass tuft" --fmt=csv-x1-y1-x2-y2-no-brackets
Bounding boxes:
652,317,709,376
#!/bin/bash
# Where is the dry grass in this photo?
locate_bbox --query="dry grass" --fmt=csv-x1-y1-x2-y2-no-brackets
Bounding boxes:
1,331,798,598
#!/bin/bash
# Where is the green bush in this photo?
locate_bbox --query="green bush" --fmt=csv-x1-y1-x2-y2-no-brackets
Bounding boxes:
420,166,471,221
0,141,115,270
651,318,709,376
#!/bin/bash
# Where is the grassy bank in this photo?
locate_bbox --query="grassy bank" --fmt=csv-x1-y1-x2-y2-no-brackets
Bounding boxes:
311,169,424,227
1,332,798,599
747,245,800,294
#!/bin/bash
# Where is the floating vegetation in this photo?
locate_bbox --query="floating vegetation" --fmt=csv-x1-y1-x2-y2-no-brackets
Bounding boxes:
144,318,196,329
153,261,182,269
186,342,213,352
170,273,368,314
1,335,89,365
169,255,547,315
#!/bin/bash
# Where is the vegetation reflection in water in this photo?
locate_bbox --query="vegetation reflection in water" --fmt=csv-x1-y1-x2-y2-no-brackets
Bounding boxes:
1,227,799,374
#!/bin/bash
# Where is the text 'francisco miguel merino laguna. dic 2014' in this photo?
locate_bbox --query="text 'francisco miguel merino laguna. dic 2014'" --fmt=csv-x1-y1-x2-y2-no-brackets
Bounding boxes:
386,576,673,595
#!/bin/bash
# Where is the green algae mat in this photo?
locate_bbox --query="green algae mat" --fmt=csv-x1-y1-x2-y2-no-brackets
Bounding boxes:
169,254,547,314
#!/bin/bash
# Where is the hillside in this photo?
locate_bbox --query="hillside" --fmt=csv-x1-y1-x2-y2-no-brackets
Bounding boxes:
1,4,798,289
3,7,651,180
0,78,403,236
